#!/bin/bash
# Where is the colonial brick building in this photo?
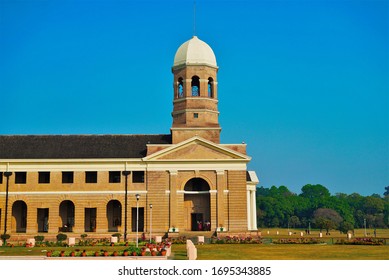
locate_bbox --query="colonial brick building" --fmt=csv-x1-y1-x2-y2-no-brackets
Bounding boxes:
0,36,258,239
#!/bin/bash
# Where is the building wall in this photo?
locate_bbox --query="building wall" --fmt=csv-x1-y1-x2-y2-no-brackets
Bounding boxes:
227,170,248,231
0,162,250,236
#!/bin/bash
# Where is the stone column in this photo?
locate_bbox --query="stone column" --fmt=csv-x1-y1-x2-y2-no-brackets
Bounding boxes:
213,81,218,99
96,203,107,233
216,171,226,229
247,190,251,230
210,190,217,231
169,171,178,229
200,79,208,97
26,205,37,234
73,203,84,233
185,78,191,97
251,189,257,230
48,205,60,234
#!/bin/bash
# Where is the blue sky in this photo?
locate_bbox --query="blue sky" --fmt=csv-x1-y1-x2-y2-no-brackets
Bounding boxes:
0,0,388,196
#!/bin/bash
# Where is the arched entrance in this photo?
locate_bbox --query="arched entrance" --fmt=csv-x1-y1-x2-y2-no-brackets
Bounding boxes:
12,201,27,233
107,200,122,232
59,200,75,232
184,178,211,231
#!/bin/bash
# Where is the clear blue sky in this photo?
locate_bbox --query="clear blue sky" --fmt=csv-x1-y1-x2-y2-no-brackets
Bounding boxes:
1,0,388,196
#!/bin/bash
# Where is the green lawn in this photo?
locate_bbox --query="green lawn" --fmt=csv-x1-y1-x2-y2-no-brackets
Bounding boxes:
171,243,389,260
1,228,388,260
0,243,388,260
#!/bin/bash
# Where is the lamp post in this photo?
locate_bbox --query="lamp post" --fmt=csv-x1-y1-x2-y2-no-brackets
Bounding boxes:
364,218,367,237
122,171,131,242
135,193,140,247
2,171,12,246
149,204,153,243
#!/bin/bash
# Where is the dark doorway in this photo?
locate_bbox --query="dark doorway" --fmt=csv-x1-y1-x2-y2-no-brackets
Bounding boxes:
37,208,49,232
85,208,97,232
191,213,204,231
59,200,75,232
12,201,27,233
107,200,122,232
184,178,211,231
131,207,144,232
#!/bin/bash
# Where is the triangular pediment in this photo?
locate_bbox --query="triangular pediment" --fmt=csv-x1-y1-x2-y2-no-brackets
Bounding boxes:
144,136,250,161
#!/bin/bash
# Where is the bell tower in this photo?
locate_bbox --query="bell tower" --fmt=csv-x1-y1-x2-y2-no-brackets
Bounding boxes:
171,36,221,144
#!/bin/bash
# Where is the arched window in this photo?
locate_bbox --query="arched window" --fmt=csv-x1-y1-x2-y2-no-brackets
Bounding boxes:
177,77,184,98
208,77,214,98
191,76,200,96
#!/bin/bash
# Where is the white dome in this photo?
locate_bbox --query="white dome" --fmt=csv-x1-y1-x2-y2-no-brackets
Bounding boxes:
173,36,217,68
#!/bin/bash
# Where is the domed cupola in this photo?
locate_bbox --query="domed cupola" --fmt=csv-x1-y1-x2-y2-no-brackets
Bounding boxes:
173,36,217,69
171,36,220,144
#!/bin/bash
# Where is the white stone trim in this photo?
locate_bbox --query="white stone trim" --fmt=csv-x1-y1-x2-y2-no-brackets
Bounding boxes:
176,190,215,194
170,127,222,131
172,109,220,115
1,190,148,195
143,136,251,162
145,162,248,171
173,97,218,104
0,160,145,172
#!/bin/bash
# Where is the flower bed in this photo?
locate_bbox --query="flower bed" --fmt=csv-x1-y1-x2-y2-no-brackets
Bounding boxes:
335,238,384,246
45,242,171,257
272,238,326,244
210,235,262,244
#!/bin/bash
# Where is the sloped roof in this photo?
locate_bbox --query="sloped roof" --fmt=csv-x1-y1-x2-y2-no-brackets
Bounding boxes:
0,134,172,159
246,171,259,184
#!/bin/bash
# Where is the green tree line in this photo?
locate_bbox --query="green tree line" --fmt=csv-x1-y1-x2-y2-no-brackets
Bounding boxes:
256,184,389,232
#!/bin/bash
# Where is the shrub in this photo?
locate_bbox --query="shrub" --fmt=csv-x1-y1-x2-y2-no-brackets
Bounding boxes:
1,234,11,244
34,235,45,243
56,233,67,243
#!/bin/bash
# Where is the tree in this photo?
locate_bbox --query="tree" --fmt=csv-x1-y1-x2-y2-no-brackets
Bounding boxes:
363,196,384,215
300,184,331,200
257,186,295,227
384,186,389,197
289,216,301,228
300,184,331,212
339,221,354,234
313,208,343,234
326,195,355,225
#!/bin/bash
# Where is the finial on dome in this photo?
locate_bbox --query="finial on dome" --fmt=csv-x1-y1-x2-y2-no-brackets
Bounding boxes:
193,0,197,36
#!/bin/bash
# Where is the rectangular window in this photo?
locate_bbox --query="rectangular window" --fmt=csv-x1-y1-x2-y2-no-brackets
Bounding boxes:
109,171,121,183
0,172,3,184
38,172,50,184
15,172,27,184
62,172,74,184
85,171,98,183
132,171,145,183
194,113,199,118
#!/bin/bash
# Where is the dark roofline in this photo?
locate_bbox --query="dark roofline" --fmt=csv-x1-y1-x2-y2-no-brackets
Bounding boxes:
0,134,172,159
